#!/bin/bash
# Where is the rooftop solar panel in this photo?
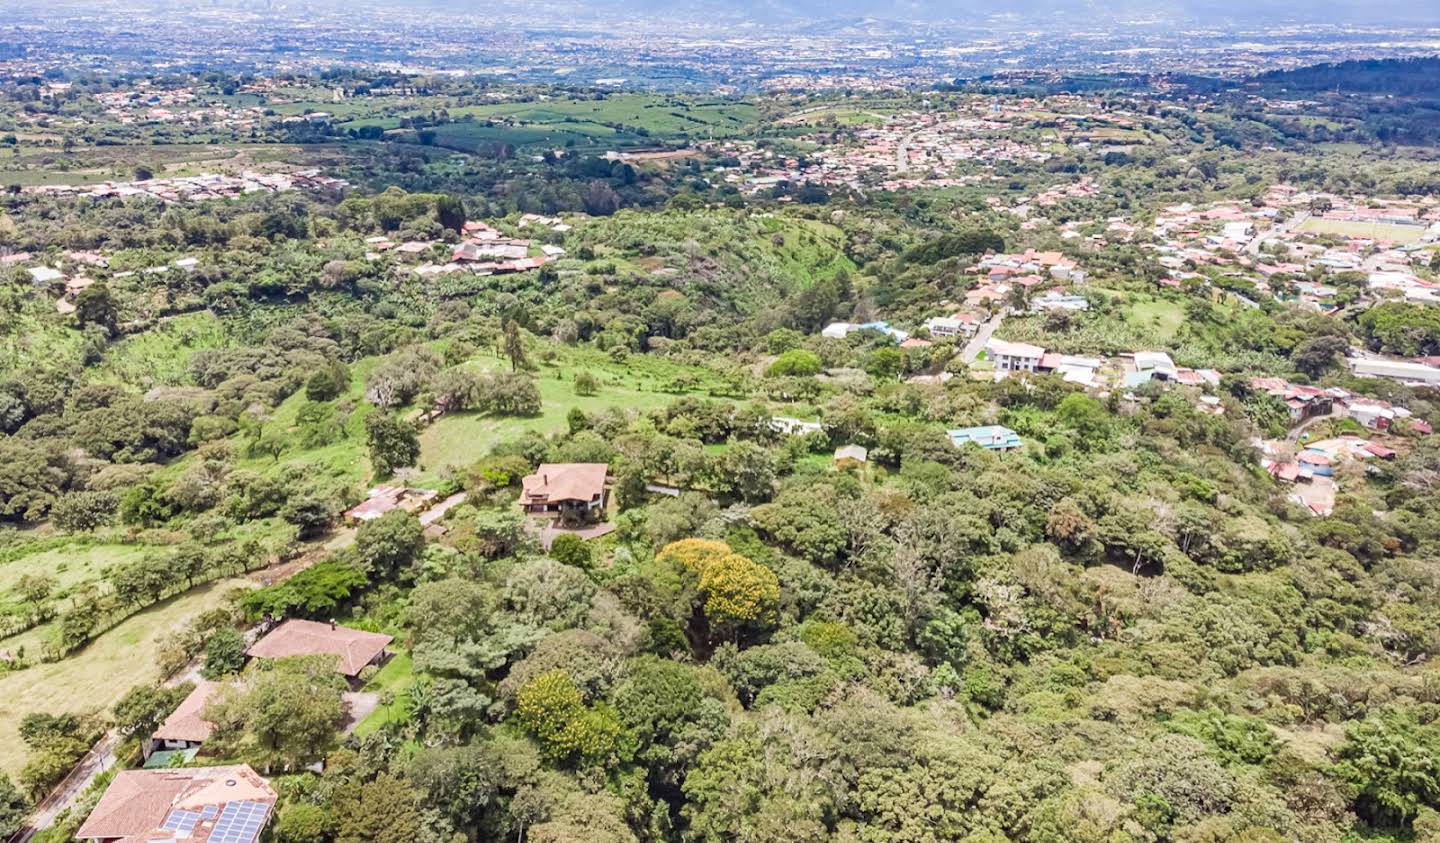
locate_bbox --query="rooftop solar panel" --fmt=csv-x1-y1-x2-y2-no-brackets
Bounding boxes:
161,809,202,836
209,801,270,843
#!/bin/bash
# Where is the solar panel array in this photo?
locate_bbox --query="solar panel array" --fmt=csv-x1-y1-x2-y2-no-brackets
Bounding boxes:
161,809,202,836
208,801,269,843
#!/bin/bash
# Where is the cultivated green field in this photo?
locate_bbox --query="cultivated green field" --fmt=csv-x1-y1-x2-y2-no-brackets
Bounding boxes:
414,94,760,151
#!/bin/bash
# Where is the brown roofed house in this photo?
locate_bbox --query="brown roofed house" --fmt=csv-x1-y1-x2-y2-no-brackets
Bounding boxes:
245,619,392,679
148,681,222,759
520,463,608,525
76,765,276,843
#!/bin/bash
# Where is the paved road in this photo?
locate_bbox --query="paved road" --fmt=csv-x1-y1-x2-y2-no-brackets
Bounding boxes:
12,732,119,843
1245,211,1310,257
962,312,1005,364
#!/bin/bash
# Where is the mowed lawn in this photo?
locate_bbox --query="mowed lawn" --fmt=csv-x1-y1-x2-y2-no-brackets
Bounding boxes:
352,651,415,738
0,578,250,778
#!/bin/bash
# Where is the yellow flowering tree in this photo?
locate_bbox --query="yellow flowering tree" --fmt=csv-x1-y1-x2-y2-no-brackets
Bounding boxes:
515,670,624,765
656,538,779,632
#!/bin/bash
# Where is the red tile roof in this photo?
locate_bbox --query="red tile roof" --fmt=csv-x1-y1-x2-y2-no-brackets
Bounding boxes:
151,681,222,744
521,463,607,506
246,619,392,677
76,765,275,843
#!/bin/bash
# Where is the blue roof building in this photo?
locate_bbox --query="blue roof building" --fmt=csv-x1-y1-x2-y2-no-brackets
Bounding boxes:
855,321,911,343
947,425,1023,452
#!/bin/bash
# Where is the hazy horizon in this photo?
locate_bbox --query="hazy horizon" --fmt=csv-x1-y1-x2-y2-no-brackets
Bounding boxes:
12,0,1440,26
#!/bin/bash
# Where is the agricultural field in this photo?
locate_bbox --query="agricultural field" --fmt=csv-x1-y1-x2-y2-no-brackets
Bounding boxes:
453,94,759,139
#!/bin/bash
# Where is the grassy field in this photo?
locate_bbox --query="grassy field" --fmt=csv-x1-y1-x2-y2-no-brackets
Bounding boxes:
1125,297,1185,343
455,94,758,137
418,350,725,479
755,217,857,288
100,312,230,387
414,94,760,152
1299,217,1429,244
0,542,150,599
0,578,249,777
429,121,636,153
352,651,415,738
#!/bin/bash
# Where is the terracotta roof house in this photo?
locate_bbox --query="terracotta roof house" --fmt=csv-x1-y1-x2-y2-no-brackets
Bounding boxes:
148,682,222,759
246,619,392,678
520,463,608,521
76,765,276,843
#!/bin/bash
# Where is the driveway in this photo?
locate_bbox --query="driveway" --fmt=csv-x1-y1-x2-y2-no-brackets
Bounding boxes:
341,692,380,735
10,732,118,843
962,312,1005,364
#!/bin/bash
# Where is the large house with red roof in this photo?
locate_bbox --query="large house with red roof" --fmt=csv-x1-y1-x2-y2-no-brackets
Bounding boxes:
520,463,608,523
245,619,392,679
76,765,276,843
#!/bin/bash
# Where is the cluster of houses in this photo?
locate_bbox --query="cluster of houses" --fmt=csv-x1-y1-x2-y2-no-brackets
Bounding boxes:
72,619,401,843
142,619,394,762
20,170,345,202
1248,376,1432,433
6,249,209,314
979,340,1216,394
1135,186,1440,316
403,220,559,278
701,94,1142,196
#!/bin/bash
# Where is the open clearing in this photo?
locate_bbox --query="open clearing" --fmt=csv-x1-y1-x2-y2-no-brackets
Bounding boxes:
0,542,151,601
418,360,705,478
1125,297,1185,343
0,578,250,777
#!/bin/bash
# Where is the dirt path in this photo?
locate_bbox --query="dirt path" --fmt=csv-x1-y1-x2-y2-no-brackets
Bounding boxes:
1288,407,1343,443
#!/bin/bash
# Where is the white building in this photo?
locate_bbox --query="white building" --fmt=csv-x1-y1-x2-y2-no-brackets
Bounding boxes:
923,315,980,338
1351,358,1440,385
1029,292,1089,313
770,416,824,436
987,339,1046,373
